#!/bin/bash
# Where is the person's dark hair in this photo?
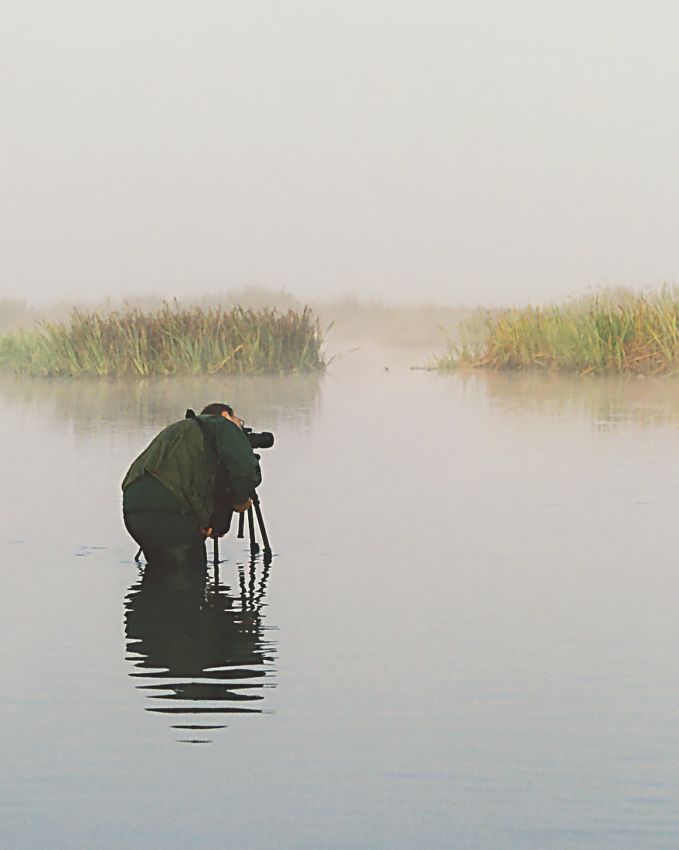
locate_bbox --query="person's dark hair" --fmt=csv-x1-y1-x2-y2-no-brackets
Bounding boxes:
200,402,234,416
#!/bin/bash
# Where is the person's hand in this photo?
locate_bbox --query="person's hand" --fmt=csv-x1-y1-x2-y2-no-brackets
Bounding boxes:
232,499,252,513
200,526,213,537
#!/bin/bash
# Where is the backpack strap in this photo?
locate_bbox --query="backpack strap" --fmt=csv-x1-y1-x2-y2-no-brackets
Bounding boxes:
186,411,233,536
188,412,219,457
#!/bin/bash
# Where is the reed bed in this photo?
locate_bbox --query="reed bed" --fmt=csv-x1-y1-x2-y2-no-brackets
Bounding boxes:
437,289,679,375
0,304,325,377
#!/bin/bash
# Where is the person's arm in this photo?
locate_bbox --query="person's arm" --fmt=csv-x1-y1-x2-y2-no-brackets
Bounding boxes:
213,417,262,504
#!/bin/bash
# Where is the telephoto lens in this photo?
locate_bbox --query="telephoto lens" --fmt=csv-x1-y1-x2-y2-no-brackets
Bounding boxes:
243,428,274,450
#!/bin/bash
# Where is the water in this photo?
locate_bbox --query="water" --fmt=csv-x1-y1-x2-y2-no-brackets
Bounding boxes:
3,354,679,848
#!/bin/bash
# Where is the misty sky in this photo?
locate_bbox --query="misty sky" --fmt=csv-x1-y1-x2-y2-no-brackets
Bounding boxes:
2,1,679,307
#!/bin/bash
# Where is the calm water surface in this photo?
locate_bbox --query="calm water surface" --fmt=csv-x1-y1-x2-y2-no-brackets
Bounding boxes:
3,353,679,849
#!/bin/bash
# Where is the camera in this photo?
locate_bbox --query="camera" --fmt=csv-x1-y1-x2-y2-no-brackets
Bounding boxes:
243,427,274,450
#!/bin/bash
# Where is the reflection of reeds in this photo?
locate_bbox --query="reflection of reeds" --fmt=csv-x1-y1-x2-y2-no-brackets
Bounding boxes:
0,371,322,434
0,304,325,377
467,369,679,429
437,288,679,375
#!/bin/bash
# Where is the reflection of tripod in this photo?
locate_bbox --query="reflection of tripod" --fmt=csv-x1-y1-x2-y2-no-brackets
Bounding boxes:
212,490,272,567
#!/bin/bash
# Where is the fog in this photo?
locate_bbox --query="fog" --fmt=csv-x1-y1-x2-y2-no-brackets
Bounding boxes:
2,0,679,308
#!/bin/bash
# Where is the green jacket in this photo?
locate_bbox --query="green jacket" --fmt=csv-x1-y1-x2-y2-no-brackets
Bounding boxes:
121,415,261,527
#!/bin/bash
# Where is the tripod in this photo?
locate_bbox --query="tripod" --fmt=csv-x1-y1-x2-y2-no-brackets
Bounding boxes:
212,490,272,567
134,490,272,567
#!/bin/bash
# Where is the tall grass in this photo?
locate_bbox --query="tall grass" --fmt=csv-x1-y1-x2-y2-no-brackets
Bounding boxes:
437,288,679,375
0,304,325,377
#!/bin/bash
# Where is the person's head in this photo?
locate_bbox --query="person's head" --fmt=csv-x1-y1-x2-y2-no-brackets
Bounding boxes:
201,402,243,428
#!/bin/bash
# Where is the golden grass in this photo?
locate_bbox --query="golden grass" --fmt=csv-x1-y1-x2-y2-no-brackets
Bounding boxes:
436,288,679,375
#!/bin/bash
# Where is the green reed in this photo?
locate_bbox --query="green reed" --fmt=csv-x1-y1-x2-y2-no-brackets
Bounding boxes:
0,304,325,377
436,288,679,375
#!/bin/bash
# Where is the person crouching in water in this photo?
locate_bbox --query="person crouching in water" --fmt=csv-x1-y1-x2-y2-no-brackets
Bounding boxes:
122,402,261,569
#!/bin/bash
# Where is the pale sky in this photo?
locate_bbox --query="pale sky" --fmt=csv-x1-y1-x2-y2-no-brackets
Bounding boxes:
2,0,679,307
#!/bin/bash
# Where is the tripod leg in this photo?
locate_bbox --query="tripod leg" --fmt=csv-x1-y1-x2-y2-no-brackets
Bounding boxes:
237,511,245,539
251,492,272,562
212,534,219,567
247,505,260,555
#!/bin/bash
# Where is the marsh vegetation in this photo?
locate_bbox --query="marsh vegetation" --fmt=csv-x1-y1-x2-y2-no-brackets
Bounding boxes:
0,304,324,377
437,288,679,376
7,286,679,378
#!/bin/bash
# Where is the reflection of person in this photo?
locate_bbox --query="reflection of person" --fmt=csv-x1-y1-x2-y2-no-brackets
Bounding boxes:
122,403,261,568
124,560,274,737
